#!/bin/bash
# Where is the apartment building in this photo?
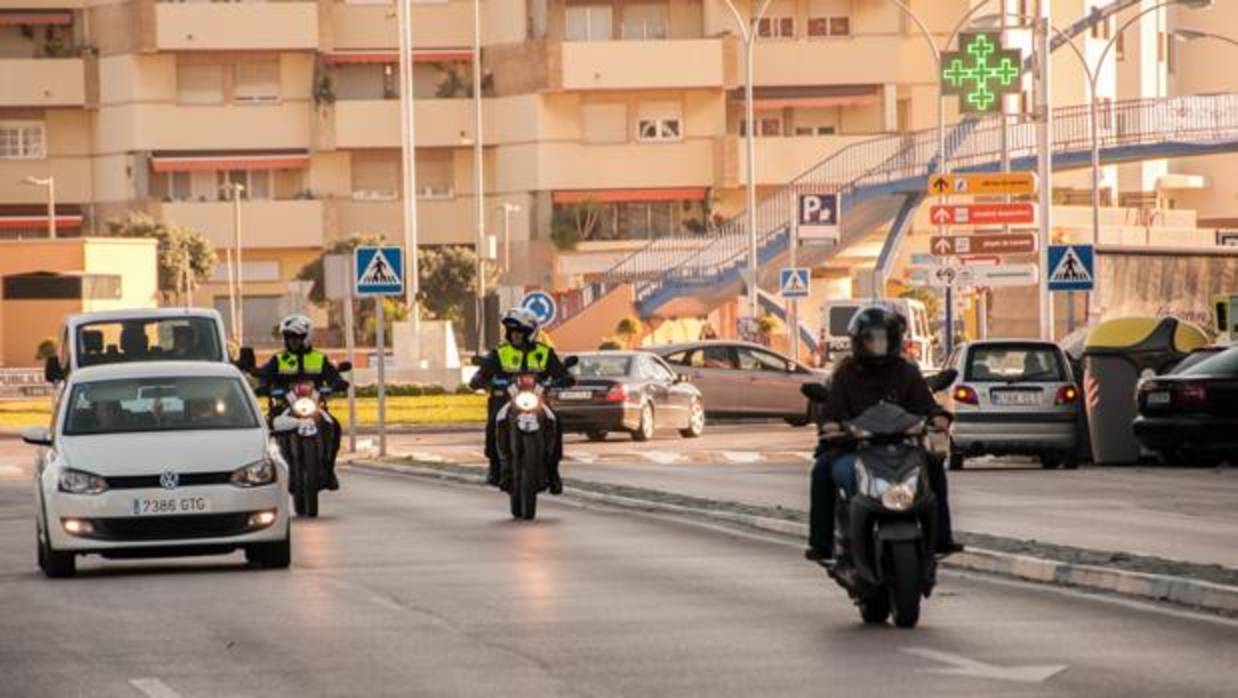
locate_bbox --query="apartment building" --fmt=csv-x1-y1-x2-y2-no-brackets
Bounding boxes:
0,0,1232,346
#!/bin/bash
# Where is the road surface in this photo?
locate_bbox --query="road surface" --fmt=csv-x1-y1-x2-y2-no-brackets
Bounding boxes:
1,441,1235,697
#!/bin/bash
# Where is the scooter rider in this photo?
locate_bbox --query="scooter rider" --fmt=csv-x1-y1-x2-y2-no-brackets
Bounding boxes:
256,313,346,490
470,308,572,495
805,305,961,562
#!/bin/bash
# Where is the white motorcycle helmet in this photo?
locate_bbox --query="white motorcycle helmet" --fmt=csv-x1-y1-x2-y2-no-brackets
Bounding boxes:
279,313,313,349
501,308,541,345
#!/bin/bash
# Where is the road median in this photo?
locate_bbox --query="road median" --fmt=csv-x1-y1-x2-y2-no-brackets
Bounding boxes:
346,456,1238,617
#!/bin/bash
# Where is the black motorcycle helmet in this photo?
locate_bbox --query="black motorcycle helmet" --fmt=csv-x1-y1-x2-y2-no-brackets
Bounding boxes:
848,305,906,367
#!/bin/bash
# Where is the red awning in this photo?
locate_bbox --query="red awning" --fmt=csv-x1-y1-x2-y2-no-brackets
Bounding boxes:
553,188,708,205
321,50,473,65
150,153,311,173
752,95,880,109
0,11,73,26
0,215,82,230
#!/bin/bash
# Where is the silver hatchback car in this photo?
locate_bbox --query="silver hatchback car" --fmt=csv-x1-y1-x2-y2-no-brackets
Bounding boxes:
942,340,1081,470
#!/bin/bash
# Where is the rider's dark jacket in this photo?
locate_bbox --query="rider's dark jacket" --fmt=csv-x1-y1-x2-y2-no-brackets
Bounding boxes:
822,355,943,425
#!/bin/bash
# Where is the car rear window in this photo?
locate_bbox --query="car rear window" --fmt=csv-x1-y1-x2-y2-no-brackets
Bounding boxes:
63,376,258,435
76,317,223,368
966,345,1065,382
571,356,632,378
1179,347,1238,377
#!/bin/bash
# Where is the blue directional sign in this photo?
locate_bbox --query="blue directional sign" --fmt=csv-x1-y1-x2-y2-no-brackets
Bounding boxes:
520,290,557,326
779,267,811,299
354,246,405,297
1047,244,1095,292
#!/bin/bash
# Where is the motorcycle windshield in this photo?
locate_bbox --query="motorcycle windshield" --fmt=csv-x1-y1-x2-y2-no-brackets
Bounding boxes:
846,401,924,436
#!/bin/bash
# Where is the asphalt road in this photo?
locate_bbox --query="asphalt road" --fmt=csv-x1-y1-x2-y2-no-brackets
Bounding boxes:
2,442,1236,697
376,424,1238,569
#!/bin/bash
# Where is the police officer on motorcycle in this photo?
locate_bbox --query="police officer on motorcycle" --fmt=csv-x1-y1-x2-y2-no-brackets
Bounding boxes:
805,305,961,562
256,313,346,490
470,308,572,494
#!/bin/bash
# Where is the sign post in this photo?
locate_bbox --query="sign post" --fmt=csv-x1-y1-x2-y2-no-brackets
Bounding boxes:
779,266,811,362
355,245,406,458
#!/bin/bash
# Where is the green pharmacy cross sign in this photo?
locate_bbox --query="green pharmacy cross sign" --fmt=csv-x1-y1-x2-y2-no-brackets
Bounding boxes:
941,33,1023,113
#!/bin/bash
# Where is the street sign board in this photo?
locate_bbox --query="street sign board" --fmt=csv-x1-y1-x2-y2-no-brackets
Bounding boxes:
941,33,1024,114
1047,245,1095,291
779,267,811,298
930,203,1035,227
927,172,1037,196
928,263,1038,289
354,246,405,297
520,290,558,326
797,193,841,241
930,233,1037,257
1217,230,1238,247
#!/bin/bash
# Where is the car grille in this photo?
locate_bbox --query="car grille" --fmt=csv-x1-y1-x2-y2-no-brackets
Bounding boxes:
105,471,234,489
83,513,256,541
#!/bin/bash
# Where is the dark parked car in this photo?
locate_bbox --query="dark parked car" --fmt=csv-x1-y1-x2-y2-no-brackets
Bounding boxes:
549,351,704,442
1134,345,1238,465
648,341,823,425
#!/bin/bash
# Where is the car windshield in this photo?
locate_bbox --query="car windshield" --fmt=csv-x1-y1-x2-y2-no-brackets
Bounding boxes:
829,307,858,336
966,345,1064,382
571,356,632,378
63,376,258,435
76,317,223,368
1179,347,1238,377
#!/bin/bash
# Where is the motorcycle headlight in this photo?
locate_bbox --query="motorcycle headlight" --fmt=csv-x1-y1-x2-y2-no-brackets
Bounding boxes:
512,391,540,412
57,468,108,495
880,473,919,512
291,397,318,418
231,458,277,488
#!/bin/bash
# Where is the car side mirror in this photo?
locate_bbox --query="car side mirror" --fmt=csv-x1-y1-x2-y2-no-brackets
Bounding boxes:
801,382,829,403
925,369,959,393
271,415,300,433
337,360,353,373
235,347,257,374
21,427,53,447
44,356,64,383
563,355,580,369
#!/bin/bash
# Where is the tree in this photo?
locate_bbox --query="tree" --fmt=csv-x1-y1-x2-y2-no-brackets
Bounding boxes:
105,213,217,305
615,315,643,348
551,200,604,250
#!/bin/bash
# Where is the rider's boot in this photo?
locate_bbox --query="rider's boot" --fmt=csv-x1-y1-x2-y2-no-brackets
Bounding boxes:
547,459,563,495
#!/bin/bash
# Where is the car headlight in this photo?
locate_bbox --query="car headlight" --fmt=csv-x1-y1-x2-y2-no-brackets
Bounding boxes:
512,391,540,412
58,468,108,495
291,397,318,418
230,458,277,488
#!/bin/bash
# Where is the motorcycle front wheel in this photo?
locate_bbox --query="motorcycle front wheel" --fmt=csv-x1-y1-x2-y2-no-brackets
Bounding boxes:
296,435,321,518
514,431,544,521
888,541,923,628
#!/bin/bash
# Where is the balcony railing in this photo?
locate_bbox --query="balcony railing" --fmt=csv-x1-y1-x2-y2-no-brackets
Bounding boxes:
0,58,85,107
154,1,318,51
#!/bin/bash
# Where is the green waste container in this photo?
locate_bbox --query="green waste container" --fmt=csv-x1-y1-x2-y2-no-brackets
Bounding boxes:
1082,317,1209,464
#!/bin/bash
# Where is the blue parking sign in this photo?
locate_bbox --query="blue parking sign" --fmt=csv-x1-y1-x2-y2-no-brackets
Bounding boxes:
354,246,405,297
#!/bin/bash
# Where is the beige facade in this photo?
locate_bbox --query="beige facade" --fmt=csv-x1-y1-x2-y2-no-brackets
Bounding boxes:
0,0,1234,344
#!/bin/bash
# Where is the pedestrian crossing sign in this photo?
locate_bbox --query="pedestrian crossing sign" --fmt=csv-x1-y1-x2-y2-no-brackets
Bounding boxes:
354,246,405,297
1046,244,1094,292
779,267,811,298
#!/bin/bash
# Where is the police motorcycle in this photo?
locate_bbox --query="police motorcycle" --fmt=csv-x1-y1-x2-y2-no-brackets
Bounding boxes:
264,362,351,518
489,356,578,520
801,370,955,629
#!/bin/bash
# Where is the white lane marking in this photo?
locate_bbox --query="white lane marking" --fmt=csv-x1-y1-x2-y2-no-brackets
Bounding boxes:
900,647,1068,684
129,678,183,698
569,452,598,464
642,451,682,465
409,451,449,463
720,451,762,464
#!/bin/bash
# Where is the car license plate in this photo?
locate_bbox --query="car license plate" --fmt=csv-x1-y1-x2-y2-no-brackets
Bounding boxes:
991,390,1041,406
130,496,211,516
557,390,592,401
1147,391,1171,406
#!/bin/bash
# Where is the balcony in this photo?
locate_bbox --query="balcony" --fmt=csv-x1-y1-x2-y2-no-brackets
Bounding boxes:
159,200,324,249
0,158,92,204
558,39,728,91
328,1,472,50
0,59,85,107
331,99,473,149
329,197,473,245
98,103,312,152
155,2,318,51
495,140,715,192
753,37,934,86
719,135,877,187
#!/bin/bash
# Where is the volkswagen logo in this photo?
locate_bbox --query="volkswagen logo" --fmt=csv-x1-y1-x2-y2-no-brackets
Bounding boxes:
159,471,179,490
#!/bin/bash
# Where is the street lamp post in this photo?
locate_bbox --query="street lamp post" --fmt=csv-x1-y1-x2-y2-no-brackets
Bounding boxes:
221,182,246,347
396,0,422,347
494,203,521,276
472,0,487,351
20,176,55,239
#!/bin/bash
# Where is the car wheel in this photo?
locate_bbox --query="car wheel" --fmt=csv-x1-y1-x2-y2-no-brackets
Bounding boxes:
38,526,75,579
680,399,705,439
1039,454,1062,470
631,403,655,442
585,430,608,442
947,443,965,471
246,528,292,569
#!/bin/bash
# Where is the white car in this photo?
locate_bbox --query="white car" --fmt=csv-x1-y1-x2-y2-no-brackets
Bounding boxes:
24,361,291,578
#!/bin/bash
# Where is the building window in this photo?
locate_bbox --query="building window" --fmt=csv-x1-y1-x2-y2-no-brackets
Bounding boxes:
808,0,851,37
416,150,455,198
218,170,274,200
233,61,280,103
0,122,46,159
581,103,627,144
177,64,224,105
757,16,795,39
739,116,784,137
566,4,613,41
637,102,682,142
351,155,400,200
621,3,668,40
794,125,836,136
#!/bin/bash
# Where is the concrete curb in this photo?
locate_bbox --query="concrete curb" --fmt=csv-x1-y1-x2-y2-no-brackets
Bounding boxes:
347,459,1238,616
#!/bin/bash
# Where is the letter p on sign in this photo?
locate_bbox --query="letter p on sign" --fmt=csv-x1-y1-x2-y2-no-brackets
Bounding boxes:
798,193,841,242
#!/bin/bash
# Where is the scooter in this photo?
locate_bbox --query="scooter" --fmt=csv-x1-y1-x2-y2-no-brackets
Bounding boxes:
492,356,577,520
801,370,955,629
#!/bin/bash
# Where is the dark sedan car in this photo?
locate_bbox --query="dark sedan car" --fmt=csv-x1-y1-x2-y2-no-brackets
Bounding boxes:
549,351,704,442
1133,345,1238,465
